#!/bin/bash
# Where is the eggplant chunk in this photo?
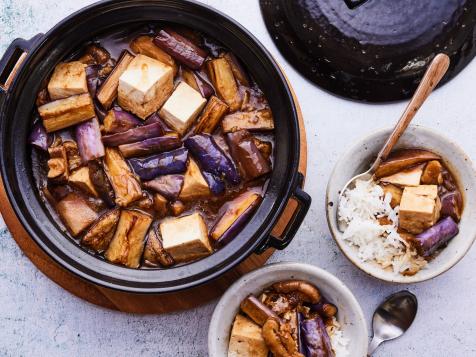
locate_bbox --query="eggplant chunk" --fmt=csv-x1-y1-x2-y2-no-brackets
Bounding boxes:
129,147,189,181
97,50,135,109
375,149,441,178
300,316,334,357
193,96,229,134
181,67,215,98
153,29,207,70
82,209,120,252
226,130,271,180
47,145,69,182
440,191,463,222
380,183,403,208
105,210,153,268
103,147,143,207
153,193,169,218
240,295,280,327
39,93,96,132
69,166,99,197
75,118,105,163
221,109,275,133
56,193,99,236
28,121,53,151
63,141,82,172
170,201,186,216
210,192,262,244
222,52,250,87
143,228,175,267
184,134,240,185
202,172,225,196
179,159,211,201
413,216,459,257
252,137,273,160
88,160,116,207
102,122,165,147
144,174,184,200
206,58,242,112
119,133,182,158
421,160,444,185
103,109,142,134
130,35,177,75
272,280,321,304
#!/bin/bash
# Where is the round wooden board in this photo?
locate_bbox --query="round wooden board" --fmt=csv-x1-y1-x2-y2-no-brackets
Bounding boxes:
0,78,308,314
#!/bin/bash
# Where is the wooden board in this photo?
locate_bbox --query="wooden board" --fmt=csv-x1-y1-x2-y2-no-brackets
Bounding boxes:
0,81,307,314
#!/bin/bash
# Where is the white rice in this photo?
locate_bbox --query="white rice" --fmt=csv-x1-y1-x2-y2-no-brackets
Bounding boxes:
327,317,349,357
338,179,427,275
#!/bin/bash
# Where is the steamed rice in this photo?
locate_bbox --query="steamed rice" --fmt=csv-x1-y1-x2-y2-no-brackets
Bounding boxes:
338,179,427,275
327,317,350,357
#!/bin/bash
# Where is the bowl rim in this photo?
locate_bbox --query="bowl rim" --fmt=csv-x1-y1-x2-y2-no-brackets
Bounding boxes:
208,261,369,356
326,124,476,283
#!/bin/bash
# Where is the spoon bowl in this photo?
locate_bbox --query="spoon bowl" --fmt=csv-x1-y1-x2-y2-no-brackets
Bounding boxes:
369,291,418,355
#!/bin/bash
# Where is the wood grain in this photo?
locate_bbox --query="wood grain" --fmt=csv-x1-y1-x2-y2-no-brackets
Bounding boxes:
0,77,307,314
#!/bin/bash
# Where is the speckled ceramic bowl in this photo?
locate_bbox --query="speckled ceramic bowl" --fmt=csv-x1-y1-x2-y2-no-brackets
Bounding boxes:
208,262,368,357
326,125,476,283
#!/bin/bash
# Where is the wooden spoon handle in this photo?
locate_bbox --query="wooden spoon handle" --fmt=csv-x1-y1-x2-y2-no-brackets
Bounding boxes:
371,53,450,171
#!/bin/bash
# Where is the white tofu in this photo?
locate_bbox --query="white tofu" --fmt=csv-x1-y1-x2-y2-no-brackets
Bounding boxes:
380,164,424,187
47,61,88,100
228,315,268,357
179,159,210,201
160,82,207,135
399,185,441,234
160,213,212,263
118,54,174,119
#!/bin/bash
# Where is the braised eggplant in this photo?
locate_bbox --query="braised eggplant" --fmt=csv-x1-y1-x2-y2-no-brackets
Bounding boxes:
104,209,153,268
185,134,240,185
30,24,275,270
129,147,189,180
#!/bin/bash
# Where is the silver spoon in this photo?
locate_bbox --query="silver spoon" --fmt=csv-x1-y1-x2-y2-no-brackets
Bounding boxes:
337,53,450,231
368,290,418,356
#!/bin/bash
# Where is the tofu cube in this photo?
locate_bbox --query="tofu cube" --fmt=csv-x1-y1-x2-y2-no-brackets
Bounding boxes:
399,185,441,234
380,164,424,187
160,213,212,263
160,82,207,135
179,159,210,201
68,167,99,197
47,61,88,100
228,315,268,357
118,54,174,119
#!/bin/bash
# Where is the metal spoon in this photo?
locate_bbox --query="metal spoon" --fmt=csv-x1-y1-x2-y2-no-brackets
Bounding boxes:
368,290,418,356
337,53,450,231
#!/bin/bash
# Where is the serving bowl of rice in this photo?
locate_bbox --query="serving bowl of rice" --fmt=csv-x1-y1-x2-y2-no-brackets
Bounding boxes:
326,125,476,283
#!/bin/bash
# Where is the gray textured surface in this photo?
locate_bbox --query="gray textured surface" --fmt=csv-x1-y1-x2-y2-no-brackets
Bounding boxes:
1,1,476,356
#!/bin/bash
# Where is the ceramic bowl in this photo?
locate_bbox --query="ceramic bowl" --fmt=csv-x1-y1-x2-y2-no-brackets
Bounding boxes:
326,125,476,283
208,262,368,356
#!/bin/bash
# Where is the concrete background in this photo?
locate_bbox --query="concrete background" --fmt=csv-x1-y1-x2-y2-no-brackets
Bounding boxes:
1,0,475,356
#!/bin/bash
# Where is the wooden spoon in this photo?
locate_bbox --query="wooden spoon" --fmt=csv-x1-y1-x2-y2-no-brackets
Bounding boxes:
337,53,450,232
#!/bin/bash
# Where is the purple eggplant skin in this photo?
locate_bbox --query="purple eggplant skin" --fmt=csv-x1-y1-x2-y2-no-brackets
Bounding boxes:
28,121,53,151
75,118,105,163
194,71,215,98
129,148,189,180
440,191,463,222
102,122,164,147
144,112,173,132
415,216,459,257
184,134,240,185
143,174,184,200
118,133,182,158
202,172,225,196
103,109,142,134
88,160,116,207
297,312,306,356
153,29,207,70
300,316,334,357
85,65,102,97
215,196,261,246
